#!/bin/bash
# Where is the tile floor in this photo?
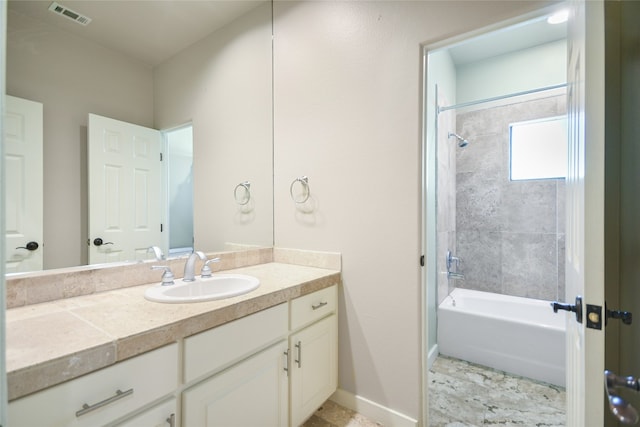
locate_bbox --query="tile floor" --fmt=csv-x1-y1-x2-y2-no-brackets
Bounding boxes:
429,356,566,426
302,399,382,427
303,356,566,427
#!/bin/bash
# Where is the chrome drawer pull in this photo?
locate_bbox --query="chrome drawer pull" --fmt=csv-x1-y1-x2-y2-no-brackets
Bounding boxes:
75,388,134,417
166,413,176,427
295,341,302,368
312,301,328,310
284,349,290,374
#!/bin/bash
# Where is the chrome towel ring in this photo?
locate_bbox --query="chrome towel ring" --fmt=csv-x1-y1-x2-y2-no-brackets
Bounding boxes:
234,181,251,205
290,176,310,203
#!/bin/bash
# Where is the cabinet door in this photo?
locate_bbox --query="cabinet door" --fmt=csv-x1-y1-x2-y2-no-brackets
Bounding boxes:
290,314,338,427
183,341,288,427
113,398,177,427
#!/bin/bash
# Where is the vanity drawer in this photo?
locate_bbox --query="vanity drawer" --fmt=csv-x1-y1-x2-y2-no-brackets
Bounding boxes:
290,285,337,331
184,302,288,383
8,343,178,427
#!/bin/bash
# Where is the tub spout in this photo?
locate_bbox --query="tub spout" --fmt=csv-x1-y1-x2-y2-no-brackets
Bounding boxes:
447,271,465,280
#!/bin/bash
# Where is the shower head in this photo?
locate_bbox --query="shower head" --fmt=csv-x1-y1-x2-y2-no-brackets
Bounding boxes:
448,132,470,148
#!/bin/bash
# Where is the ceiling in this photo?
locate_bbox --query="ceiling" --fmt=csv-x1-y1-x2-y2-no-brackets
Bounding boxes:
7,0,267,67
8,1,566,70
448,13,567,66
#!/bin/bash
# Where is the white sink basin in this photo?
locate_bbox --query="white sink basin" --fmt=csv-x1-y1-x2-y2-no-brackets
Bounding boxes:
144,274,260,303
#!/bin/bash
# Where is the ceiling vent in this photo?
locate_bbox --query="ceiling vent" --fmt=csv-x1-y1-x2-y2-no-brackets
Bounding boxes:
48,2,92,26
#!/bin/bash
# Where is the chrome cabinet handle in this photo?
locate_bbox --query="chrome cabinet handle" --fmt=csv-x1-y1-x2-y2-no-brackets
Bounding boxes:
166,413,176,427
283,349,290,375
75,388,133,417
295,341,302,368
312,301,328,310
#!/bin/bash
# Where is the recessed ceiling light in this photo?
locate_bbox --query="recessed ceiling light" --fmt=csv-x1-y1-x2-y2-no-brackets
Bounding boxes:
547,10,569,25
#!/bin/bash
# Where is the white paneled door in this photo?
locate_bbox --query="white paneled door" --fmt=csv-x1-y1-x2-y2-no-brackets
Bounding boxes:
88,114,163,265
565,0,605,425
5,95,43,273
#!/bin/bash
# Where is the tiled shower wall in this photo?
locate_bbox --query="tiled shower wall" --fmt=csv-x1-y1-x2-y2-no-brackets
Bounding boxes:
454,94,566,302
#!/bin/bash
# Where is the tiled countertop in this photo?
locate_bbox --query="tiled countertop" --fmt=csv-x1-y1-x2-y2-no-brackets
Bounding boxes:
6,262,341,401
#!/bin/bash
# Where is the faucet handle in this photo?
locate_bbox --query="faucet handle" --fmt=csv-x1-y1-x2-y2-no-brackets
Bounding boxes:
151,265,175,286
201,257,221,278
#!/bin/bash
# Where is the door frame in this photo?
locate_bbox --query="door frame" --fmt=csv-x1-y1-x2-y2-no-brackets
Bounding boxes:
0,1,8,424
419,5,573,425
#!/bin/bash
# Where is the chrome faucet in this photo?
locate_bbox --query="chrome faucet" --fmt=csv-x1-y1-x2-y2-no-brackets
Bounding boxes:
183,251,206,282
147,246,165,261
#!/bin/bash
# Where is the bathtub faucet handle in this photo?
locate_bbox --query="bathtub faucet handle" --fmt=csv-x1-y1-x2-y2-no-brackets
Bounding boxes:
550,296,583,323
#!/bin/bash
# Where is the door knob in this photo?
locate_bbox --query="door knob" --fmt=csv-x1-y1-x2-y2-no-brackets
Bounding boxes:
606,302,633,326
16,241,39,251
93,238,113,246
550,296,583,323
605,370,640,424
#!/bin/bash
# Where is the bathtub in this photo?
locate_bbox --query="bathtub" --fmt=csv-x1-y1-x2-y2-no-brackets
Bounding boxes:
437,288,566,387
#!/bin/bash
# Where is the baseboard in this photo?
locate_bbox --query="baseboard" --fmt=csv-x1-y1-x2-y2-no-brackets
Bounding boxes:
330,388,418,427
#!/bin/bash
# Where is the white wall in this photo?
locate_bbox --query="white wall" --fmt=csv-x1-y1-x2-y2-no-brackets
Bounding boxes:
457,39,567,104
7,9,154,269
273,1,552,422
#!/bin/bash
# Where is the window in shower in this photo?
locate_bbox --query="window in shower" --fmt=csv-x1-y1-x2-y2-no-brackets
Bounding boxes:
509,115,568,180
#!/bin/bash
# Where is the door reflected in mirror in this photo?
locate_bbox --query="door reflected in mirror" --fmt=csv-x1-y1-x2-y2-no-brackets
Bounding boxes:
5,95,43,273
87,114,164,265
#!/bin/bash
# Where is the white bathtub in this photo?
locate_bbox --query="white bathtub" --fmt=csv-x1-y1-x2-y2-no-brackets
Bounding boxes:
437,288,566,387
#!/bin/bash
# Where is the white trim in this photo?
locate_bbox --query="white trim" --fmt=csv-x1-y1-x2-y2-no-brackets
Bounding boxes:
1,1,8,425
427,344,438,370
330,389,418,427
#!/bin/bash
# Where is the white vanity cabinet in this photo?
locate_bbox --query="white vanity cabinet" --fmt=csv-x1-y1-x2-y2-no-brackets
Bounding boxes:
181,286,338,427
289,286,338,427
182,303,289,426
7,284,339,427
183,341,289,426
8,343,178,427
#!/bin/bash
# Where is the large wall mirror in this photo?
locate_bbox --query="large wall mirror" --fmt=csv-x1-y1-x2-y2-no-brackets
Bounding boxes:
6,0,274,273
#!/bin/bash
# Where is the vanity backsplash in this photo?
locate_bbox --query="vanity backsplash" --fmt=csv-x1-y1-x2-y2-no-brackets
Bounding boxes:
6,247,341,309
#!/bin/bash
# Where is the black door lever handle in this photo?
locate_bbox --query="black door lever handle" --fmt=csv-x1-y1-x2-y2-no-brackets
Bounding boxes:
16,241,39,251
550,296,583,323
93,238,114,246
606,302,633,325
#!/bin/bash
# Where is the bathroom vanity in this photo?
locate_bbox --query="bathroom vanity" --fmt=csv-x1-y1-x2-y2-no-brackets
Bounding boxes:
6,254,340,427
